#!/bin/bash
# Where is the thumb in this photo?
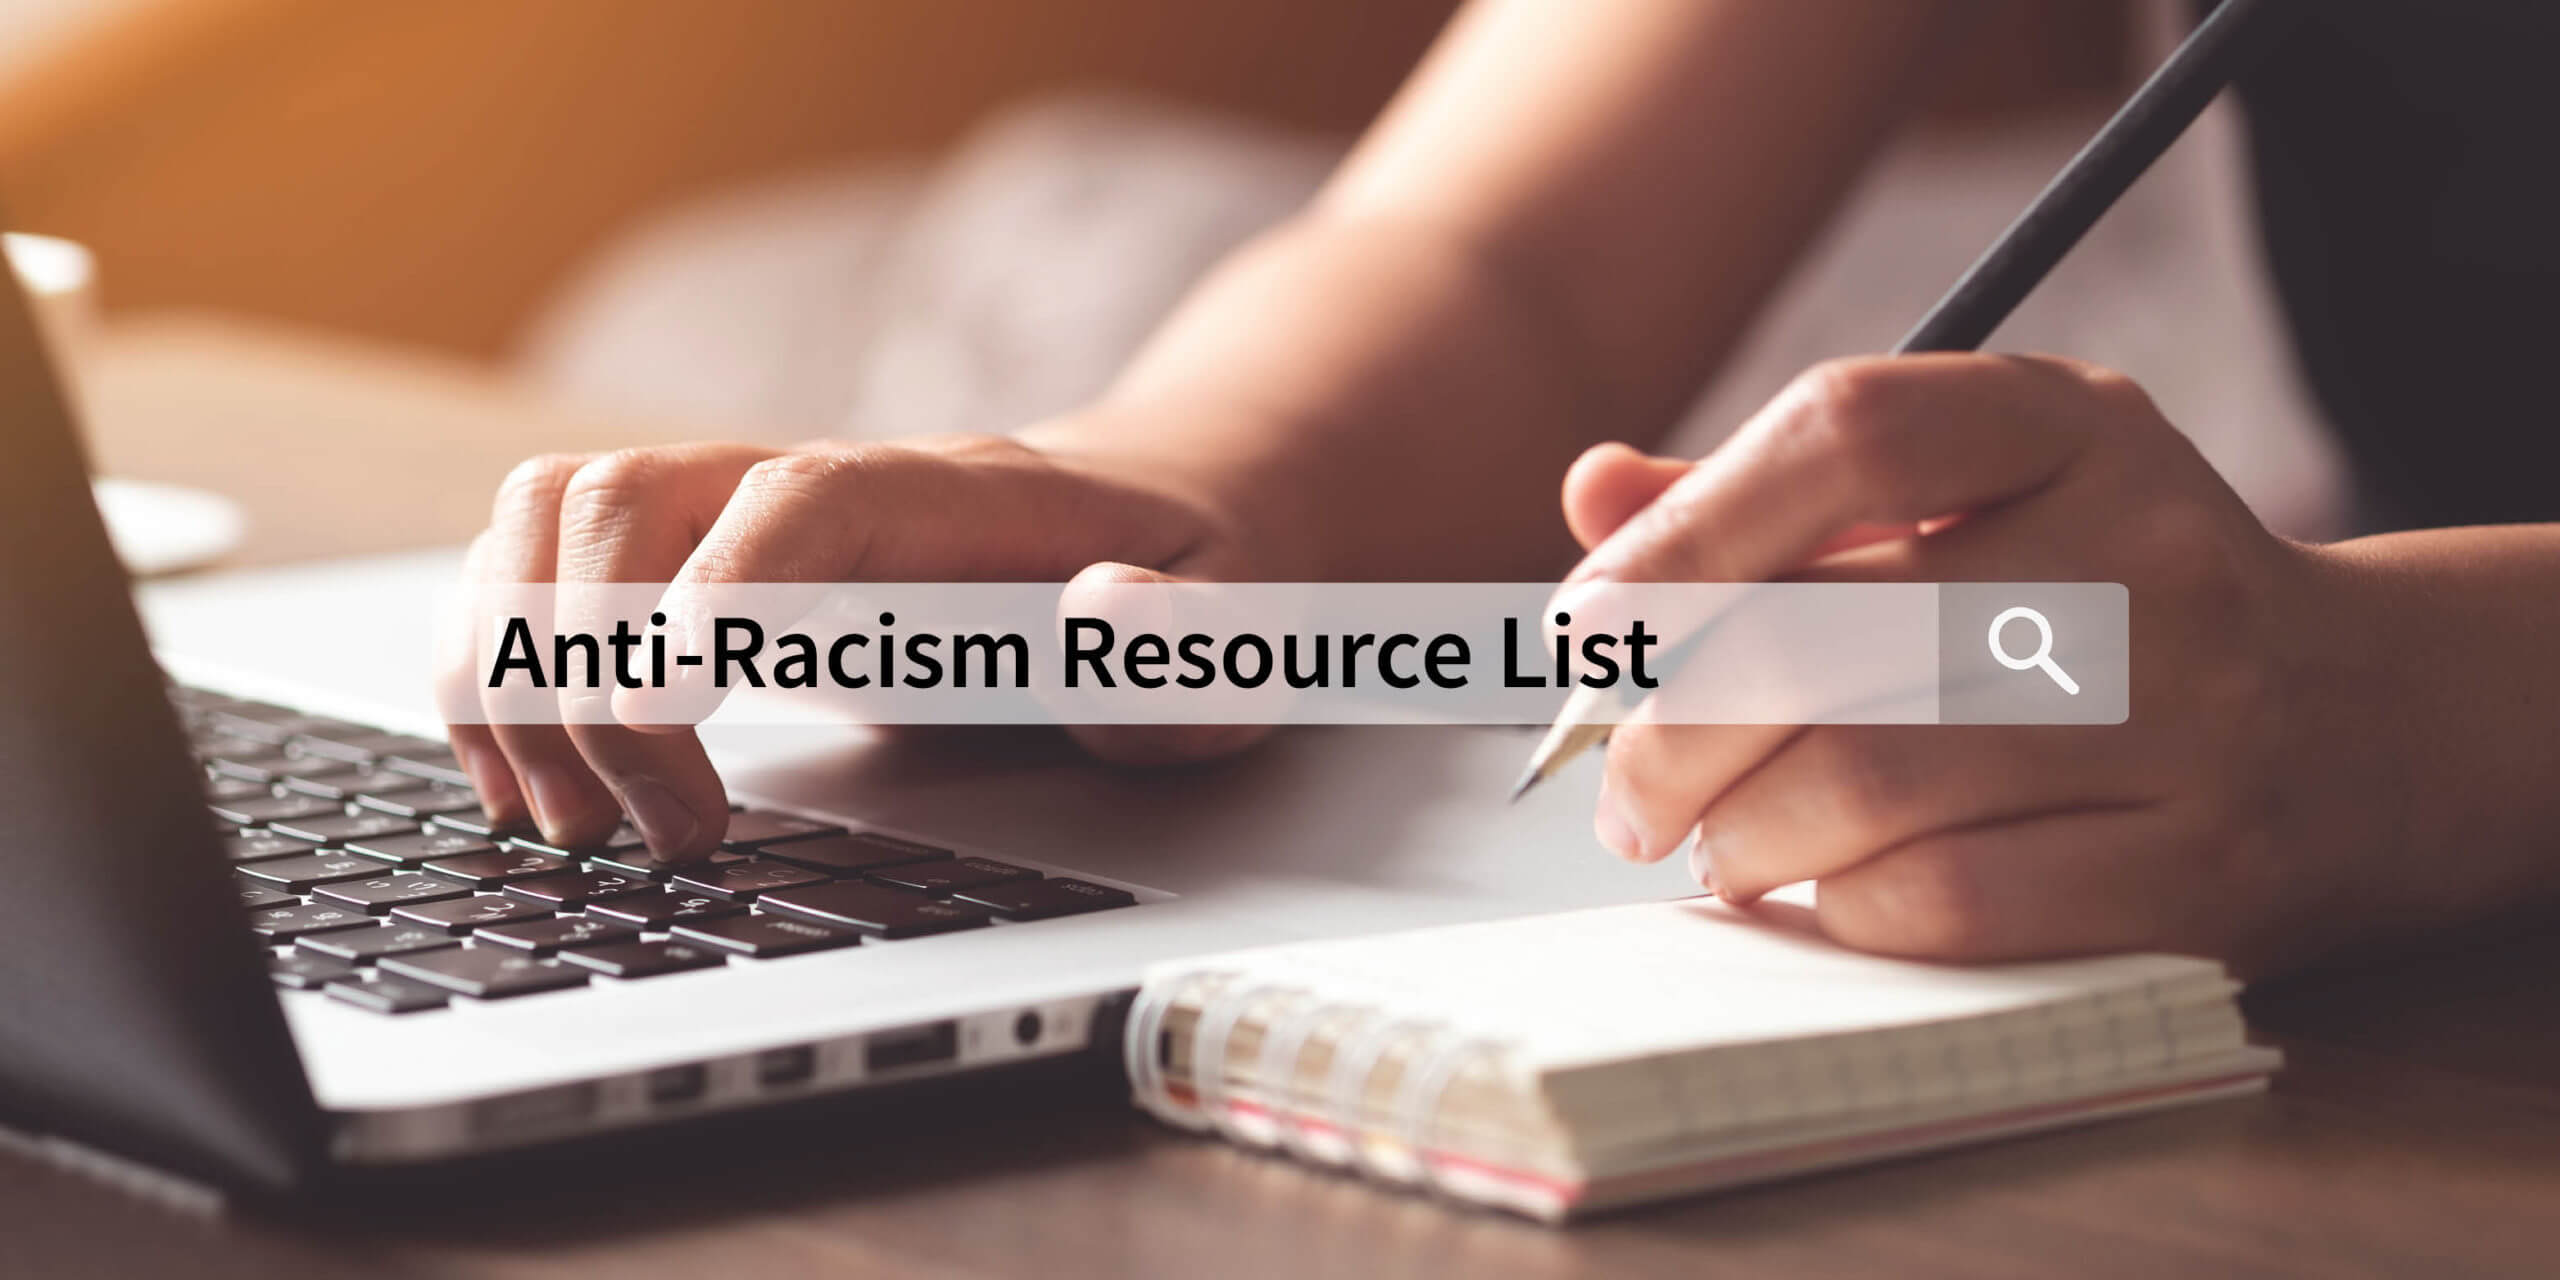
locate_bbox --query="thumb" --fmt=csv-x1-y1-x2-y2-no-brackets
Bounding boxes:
1055,560,1273,766
1562,443,1691,550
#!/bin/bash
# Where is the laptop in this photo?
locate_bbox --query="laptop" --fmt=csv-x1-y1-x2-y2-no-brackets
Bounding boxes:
0,261,1674,1204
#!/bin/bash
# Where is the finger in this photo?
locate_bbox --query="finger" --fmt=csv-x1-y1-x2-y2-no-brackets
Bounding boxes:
553,444,777,859
1562,354,2119,595
1056,560,1273,766
1598,708,1794,864
474,452,623,846
675,438,1200,586
1561,443,1689,549
1697,724,2147,902
1811,806,2193,964
441,530,528,825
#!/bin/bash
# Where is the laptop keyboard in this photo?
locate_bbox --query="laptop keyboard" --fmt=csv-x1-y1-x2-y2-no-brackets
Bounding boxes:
172,686,1141,1015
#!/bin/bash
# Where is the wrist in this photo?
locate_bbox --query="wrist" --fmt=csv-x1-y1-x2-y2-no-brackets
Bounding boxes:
1015,406,1323,582
2298,531,2560,938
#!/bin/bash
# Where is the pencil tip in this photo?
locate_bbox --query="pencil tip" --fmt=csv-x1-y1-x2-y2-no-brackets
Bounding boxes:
1508,760,1544,805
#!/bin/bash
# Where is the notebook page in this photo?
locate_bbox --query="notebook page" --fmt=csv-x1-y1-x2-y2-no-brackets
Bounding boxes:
1194,898,2228,1074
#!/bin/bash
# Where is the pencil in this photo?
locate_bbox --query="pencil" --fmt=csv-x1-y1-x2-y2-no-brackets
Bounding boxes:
1511,0,2309,802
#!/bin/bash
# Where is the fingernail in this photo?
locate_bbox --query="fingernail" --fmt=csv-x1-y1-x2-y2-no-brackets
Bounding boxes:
1548,578,1607,627
1595,781,1639,861
617,775,702,858
1597,778,1663,862
520,763,589,842
1687,839,1718,894
453,740,520,820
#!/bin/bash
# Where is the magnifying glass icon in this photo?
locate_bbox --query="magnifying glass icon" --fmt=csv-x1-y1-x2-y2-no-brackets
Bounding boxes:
1988,606,2079,695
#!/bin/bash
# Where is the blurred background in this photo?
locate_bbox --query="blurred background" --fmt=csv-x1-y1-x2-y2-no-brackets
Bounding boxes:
0,0,2346,571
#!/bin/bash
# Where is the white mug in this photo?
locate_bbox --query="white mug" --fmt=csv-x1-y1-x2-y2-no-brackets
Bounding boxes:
4,232,99,366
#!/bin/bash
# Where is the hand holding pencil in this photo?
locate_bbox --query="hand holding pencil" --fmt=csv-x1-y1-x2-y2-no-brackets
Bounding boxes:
1512,0,2310,802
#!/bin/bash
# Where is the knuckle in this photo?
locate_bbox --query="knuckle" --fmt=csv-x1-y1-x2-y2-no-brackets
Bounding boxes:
555,452,665,536
922,433,1041,468
494,453,590,515
560,449,674,508
2085,368,2153,413
1784,359,1910,494
740,447,873,498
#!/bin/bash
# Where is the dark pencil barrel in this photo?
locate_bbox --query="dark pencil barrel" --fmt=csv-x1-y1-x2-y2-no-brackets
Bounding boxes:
1895,0,2310,355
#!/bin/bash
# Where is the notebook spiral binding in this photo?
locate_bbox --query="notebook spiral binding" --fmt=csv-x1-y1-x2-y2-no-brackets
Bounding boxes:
1124,970,1513,1204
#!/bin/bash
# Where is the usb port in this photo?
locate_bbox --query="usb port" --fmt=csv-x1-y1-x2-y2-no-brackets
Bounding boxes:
645,1063,708,1106
756,1045,816,1088
864,1022,959,1074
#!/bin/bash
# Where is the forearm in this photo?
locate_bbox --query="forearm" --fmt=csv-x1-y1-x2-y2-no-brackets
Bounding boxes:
1029,0,1972,581
2317,525,2560,929
1032,212,1608,581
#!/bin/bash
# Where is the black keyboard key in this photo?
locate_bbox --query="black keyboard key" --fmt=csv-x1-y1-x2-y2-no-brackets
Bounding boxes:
353,784,485,819
758,831,953,875
297,921,463,963
392,895,553,935
670,914,859,958
584,889,749,929
761,882,992,938
867,856,1039,896
953,877,1137,920
422,849,574,888
237,852,388,893
205,775,276,803
669,860,831,901
201,711,297,745
557,939,726,979
270,952,358,991
504,824,645,858
209,792,343,828
289,730,438,764
476,915,638,955
268,810,419,846
382,751,471,787
210,754,356,785
312,872,474,914
427,807,532,837
502,868,659,909
380,947,589,999
236,884,298,911
224,831,319,864
246,900,376,940
586,847,747,880
193,734,276,762
272,716,375,742
346,828,495,868
281,767,431,802
717,811,846,850
326,974,451,1014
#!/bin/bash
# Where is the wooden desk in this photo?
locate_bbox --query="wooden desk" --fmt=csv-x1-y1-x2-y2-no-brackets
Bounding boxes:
2,926,2553,1277
9,321,2557,1276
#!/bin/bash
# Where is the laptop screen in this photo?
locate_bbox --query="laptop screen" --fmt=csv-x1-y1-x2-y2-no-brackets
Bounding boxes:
0,252,321,1192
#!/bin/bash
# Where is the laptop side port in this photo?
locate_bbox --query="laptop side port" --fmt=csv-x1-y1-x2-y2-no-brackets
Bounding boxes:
645,1064,708,1106
864,1021,959,1075
756,1045,817,1088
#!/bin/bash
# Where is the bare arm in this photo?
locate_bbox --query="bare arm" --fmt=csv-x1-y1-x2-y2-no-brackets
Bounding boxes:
1033,0,1975,580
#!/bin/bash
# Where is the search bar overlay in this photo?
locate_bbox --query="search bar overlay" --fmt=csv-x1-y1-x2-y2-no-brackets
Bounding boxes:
445,582,2127,727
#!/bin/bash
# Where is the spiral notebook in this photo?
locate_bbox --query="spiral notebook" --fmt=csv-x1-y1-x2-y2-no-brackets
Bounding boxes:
1123,897,2278,1221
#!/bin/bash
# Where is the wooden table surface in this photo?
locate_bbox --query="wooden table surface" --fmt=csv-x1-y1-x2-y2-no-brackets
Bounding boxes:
9,320,2556,1278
